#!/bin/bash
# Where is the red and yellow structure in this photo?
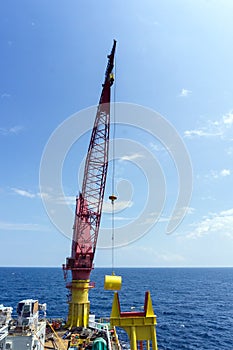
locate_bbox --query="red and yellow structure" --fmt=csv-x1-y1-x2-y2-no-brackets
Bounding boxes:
63,40,117,329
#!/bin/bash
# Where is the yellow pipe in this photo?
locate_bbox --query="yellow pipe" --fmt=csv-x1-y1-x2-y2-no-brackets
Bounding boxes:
151,326,158,350
130,326,137,350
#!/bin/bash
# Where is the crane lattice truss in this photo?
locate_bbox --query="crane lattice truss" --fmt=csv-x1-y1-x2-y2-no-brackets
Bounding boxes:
65,40,116,281
73,106,110,256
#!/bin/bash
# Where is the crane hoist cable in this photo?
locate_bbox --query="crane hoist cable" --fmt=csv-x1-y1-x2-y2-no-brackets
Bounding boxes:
109,56,117,275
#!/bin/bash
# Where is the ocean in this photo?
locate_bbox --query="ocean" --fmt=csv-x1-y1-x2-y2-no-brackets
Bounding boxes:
0,267,232,349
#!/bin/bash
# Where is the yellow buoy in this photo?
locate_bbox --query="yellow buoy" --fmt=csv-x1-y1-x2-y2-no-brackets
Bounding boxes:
104,275,122,290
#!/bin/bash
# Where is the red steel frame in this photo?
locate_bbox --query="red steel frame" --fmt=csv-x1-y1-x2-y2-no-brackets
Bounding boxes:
64,40,116,281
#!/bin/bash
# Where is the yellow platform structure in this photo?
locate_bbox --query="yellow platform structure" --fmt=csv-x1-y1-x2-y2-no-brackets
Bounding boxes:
110,291,158,350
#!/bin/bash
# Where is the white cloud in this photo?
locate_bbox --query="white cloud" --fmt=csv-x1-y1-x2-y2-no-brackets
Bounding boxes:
149,142,165,152
141,207,195,225
0,221,44,231
12,188,76,205
223,112,233,125
103,200,133,213
137,15,159,27
120,246,186,266
226,147,233,156
124,246,185,266
12,188,35,198
53,195,75,205
187,208,233,239
200,195,216,201
120,153,143,161
138,247,185,263
0,125,23,136
39,191,76,206
111,216,133,221
185,207,195,214
9,126,23,134
38,192,50,200
1,93,11,98
220,169,231,177
179,89,192,97
184,129,220,138
184,110,233,140
205,169,231,179
156,251,186,263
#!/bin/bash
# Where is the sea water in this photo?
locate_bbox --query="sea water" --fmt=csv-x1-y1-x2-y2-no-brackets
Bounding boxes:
0,267,232,350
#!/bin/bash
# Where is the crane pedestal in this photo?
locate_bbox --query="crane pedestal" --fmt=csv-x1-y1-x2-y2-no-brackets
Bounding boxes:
66,279,92,329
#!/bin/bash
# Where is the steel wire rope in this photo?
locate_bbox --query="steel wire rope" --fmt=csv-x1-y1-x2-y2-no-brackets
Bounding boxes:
110,56,117,274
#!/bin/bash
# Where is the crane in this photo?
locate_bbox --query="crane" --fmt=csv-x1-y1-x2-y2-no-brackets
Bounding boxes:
63,40,117,329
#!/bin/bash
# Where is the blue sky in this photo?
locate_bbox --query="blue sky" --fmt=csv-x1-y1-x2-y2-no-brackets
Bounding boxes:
1,0,233,267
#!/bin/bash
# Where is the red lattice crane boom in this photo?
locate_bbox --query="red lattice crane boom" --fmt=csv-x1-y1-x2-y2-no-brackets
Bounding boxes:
63,40,116,328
